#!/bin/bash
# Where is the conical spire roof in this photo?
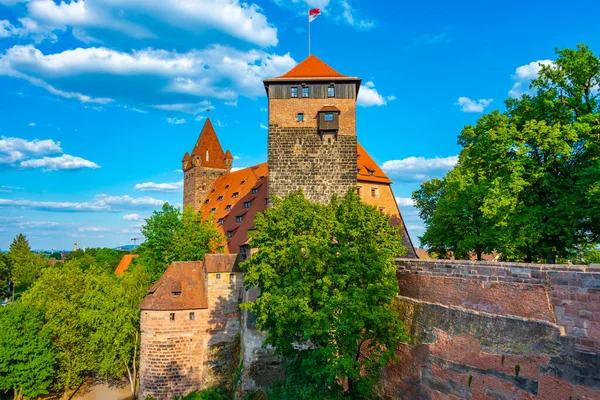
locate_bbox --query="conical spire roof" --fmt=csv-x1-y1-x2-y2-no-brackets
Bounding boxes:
191,118,227,169
224,149,233,160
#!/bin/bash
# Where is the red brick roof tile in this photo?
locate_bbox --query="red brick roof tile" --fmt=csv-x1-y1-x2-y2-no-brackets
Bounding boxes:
190,118,228,169
278,55,345,78
224,149,233,160
357,143,392,184
139,261,208,310
114,254,138,275
204,253,243,273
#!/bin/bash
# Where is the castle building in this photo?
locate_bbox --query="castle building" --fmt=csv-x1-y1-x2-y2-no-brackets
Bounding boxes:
139,55,417,399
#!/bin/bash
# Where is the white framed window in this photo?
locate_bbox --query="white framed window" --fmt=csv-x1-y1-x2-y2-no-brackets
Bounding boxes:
291,87,298,98
327,86,335,97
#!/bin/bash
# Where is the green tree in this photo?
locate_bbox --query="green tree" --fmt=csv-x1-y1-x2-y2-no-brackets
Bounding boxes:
0,252,11,296
243,191,407,399
22,264,92,392
414,44,600,263
139,203,223,281
8,234,46,291
0,302,55,400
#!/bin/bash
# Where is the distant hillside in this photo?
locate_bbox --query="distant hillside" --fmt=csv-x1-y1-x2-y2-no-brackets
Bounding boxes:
113,245,136,251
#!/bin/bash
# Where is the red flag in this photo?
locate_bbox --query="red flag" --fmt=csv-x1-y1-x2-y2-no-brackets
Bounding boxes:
309,8,321,22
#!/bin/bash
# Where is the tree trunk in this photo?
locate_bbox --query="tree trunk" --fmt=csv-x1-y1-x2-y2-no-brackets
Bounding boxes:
477,251,482,261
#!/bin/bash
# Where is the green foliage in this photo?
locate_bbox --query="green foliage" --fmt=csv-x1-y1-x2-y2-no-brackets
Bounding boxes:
0,301,55,399
515,364,521,377
175,387,229,400
139,203,223,281
413,44,600,263
65,247,124,274
8,234,47,289
0,252,11,295
243,191,407,399
49,251,62,260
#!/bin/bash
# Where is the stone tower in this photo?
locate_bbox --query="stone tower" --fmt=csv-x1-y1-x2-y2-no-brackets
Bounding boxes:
183,118,232,210
263,55,361,204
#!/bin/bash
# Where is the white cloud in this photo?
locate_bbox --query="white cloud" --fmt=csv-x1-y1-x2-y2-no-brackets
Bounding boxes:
406,225,425,230
28,122,36,126
0,198,110,211
230,166,245,172
0,19,23,37
381,155,458,182
11,0,278,47
134,180,183,193
233,155,240,160
509,59,553,98
260,106,267,112
123,213,144,221
0,45,296,106
386,95,396,101
339,0,374,30
260,123,268,129
167,117,186,125
0,136,62,164
225,100,238,107
19,154,99,171
395,197,415,207
16,220,59,228
0,185,23,192
195,115,206,122
94,194,166,207
216,119,226,127
455,97,493,113
357,81,386,107
78,226,109,232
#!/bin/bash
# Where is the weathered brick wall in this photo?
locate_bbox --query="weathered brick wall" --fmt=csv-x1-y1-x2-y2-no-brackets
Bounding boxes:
386,259,600,399
268,98,356,136
183,165,228,210
139,272,244,400
267,125,357,204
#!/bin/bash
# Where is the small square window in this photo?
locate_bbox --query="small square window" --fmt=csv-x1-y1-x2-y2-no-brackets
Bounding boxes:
217,196,224,201
251,188,258,194
291,87,298,98
324,113,334,121
218,218,224,225
244,201,251,208
327,86,335,97
302,87,309,98
189,312,195,321
225,205,232,211
297,113,304,122
232,192,239,198
236,215,243,223
216,273,221,279
170,313,175,321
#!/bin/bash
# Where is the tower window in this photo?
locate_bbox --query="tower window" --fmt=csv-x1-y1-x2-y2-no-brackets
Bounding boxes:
371,187,379,198
302,87,309,98
205,150,209,162
203,172,207,176
170,313,175,321
244,201,251,208
324,113,334,121
297,113,304,122
189,312,195,321
291,87,298,98
218,218,224,225
236,215,243,223
328,86,335,97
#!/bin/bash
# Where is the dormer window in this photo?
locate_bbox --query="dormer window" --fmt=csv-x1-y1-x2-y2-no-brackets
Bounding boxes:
232,192,239,198
210,207,216,213
327,86,335,97
225,184,230,189
291,87,298,98
251,188,258,194
241,180,246,185
218,218,224,225
318,106,340,132
244,201,251,208
236,215,243,223
226,230,234,238
225,205,232,211
205,199,210,204
217,196,223,201
302,87,309,98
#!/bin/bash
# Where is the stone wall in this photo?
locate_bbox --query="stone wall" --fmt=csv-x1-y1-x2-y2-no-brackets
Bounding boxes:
139,272,244,399
183,166,228,210
267,125,357,204
385,259,600,399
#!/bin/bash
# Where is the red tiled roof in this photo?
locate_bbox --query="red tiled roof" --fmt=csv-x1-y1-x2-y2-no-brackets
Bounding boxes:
278,55,346,78
190,118,228,169
224,149,233,160
199,145,396,253
204,253,243,273
139,261,208,310
115,254,138,275
357,143,392,184
319,105,340,113
199,163,269,253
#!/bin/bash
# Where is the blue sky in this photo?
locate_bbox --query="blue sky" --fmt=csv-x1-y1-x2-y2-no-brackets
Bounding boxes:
0,0,598,250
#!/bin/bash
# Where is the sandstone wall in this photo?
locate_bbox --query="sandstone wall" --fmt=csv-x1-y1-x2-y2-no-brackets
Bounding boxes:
267,125,357,204
139,272,244,399
183,166,228,210
385,259,600,399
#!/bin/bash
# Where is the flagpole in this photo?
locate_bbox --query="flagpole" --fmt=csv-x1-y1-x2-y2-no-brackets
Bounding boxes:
308,7,310,55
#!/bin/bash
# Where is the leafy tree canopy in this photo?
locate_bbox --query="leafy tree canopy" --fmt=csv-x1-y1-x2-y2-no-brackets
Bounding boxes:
413,44,600,263
8,234,47,289
243,191,407,399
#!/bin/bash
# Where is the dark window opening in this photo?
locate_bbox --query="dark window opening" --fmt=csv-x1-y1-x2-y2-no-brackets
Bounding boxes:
218,218,224,225
216,273,221,279
244,201,251,208
236,215,243,223
189,312,195,320
217,196,223,201
251,188,258,194
297,113,304,122
226,231,234,238
241,180,246,185
205,199,210,204
232,192,239,198
225,205,232,211
229,273,235,283
210,208,216,213
170,313,175,321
